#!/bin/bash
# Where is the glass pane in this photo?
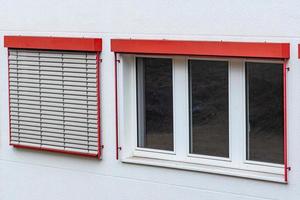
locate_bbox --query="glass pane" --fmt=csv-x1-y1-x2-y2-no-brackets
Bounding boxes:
136,57,173,151
246,62,283,164
189,60,229,157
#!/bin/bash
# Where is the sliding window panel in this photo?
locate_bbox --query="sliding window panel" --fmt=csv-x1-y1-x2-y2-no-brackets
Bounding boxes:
136,57,174,151
246,62,284,164
189,60,229,158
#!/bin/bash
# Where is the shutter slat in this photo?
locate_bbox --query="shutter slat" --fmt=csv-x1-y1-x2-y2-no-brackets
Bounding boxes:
10,89,97,97
10,102,97,111
11,134,98,147
11,131,98,142
11,116,98,129
9,64,97,70
10,79,96,87
9,54,97,61
10,84,97,92
9,49,96,59
11,139,97,152
10,71,97,78
10,109,97,120
11,127,98,138
10,73,97,81
10,94,97,102
10,67,96,73
10,106,97,115
9,59,97,65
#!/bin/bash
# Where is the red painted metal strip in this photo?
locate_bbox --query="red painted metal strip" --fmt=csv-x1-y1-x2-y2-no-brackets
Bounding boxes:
12,144,98,158
111,39,290,59
4,36,102,52
114,53,120,160
96,52,102,159
283,60,288,183
298,44,300,58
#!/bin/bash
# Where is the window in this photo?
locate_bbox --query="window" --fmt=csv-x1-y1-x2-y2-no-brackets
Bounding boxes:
112,39,289,182
189,60,229,158
5,36,102,158
246,62,283,164
136,58,174,151
117,55,285,182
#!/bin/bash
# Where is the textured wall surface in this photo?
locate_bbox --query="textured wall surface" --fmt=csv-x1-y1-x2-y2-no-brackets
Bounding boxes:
1,1,300,199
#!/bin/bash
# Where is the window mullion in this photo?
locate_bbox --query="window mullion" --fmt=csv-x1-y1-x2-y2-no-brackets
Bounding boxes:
172,57,188,159
229,59,246,165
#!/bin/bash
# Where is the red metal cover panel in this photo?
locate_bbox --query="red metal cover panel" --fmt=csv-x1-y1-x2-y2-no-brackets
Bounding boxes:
4,36,102,52
111,39,290,59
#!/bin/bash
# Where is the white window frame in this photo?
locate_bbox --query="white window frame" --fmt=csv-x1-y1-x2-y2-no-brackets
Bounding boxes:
117,54,285,183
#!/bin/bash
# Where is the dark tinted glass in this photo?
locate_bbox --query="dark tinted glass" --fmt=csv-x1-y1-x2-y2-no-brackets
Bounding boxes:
189,60,229,157
246,62,283,164
136,57,173,151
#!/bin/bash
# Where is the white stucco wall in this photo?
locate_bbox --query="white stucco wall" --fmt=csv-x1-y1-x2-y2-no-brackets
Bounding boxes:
1,0,300,199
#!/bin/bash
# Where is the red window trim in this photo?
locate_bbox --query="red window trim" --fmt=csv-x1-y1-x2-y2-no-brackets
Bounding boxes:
4,36,102,52
283,60,289,183
5,36,102,159
111,39,290,59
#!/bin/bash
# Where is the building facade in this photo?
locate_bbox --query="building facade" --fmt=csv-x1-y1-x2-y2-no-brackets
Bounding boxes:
1,1,300,199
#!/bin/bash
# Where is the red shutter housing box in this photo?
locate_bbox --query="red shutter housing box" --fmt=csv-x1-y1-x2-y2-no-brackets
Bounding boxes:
5,36,102,159
111,39,290,59
4,36,102,52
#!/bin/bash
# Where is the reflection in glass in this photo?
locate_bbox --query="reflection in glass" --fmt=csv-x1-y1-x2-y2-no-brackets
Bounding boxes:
246,62,283,164
189,60,229,157
136,57,173,151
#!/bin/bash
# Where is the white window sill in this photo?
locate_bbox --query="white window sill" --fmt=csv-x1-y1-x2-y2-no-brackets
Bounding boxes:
122,156,286,183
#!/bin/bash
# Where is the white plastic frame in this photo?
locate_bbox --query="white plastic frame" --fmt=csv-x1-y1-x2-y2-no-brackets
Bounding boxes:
117,54,285,183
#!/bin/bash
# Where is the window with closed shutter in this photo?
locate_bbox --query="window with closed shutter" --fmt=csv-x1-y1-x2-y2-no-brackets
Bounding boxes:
5,36,102,158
